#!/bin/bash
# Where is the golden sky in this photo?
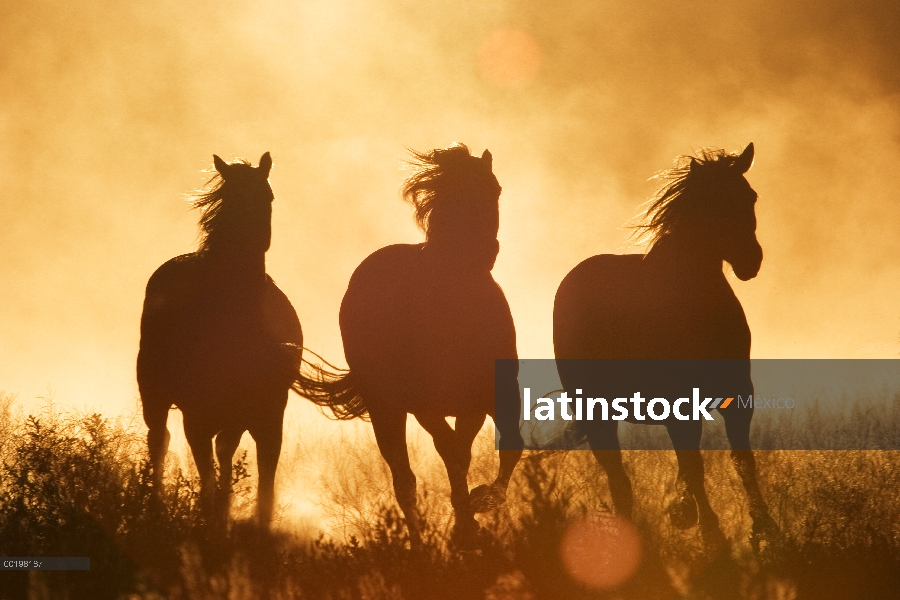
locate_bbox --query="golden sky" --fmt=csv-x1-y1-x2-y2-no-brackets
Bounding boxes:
2,0,900,416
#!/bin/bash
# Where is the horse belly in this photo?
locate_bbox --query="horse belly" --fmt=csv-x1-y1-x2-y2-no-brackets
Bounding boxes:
343,270,513,415
141,309,294,411
554,254,649,360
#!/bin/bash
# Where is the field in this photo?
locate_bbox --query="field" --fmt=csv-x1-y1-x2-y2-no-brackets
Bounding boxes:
1,391,899,600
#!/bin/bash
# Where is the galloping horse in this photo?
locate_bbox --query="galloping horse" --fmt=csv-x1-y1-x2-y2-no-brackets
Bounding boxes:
298,144,523,549
138,153,302,527
553,143,777,547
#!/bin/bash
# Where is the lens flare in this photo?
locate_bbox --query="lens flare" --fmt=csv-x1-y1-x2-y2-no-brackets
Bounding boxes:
477,28,542,88
560,513,642,590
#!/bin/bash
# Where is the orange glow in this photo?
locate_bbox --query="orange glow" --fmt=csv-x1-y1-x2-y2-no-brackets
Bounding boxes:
2,0,899,422
477,28,542,88
560,513,642,590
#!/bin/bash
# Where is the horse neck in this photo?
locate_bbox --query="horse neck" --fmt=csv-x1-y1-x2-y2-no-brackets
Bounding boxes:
644,231,725,284
203,248,267,284
422,236,499,275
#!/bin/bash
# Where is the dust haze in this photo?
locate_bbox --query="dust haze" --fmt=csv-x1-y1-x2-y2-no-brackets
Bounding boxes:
2,0,899,417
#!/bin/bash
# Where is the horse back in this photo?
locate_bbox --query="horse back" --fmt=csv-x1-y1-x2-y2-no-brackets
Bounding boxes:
262,276,303,347
140,254,300,342
139,253,202,346
340,243,516,414
138,253,302,409
554,252,751,360
554,254,646,360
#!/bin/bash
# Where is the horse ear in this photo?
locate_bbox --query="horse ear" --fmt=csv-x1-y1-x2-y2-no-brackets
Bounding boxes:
481,149,493,170
689,157,700,174
213,154,229,177
258,152,272,178
734,142,754,174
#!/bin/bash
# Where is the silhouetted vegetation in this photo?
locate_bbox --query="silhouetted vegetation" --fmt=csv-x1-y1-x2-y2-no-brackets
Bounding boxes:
1,392,899,599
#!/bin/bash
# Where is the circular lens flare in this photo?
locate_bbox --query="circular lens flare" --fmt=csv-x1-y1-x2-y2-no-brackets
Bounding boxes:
477,28,542,88
560,514,642,590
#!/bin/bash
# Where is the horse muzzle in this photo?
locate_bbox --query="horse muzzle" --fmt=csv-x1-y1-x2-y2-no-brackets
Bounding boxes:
729,241,763,281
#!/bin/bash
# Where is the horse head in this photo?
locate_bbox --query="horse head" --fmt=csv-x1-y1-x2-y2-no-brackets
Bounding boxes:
403,144,502,272
194,152,275,254
641,143,762,280
700,143,762,280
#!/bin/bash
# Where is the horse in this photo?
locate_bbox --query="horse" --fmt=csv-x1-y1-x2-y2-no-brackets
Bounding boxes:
296,143,524,549
137,153,302,528
553,143,777,549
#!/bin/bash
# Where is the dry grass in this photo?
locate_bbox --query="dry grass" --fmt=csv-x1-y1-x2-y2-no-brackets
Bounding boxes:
1,391,899,599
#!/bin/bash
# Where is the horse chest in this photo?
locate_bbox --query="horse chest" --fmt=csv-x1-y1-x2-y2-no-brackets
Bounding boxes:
586,268,749,359
638,278,750,359
160,268,271,349
382,277,502,369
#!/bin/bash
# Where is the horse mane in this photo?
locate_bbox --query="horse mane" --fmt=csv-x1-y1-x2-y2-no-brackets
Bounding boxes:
401,143,501,241
188,158,252,253
632,147,748,247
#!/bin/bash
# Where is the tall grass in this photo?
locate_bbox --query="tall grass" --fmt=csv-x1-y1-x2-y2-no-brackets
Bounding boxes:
1,391,899,599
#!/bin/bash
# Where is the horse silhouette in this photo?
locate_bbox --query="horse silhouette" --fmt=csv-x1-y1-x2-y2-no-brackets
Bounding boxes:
297,143,524,549
553,143,777,548
137,153,302,527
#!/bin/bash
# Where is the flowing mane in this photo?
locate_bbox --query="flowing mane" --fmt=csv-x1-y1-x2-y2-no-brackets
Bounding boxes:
189,157,271,253
401,143,501,241
633,147,752,247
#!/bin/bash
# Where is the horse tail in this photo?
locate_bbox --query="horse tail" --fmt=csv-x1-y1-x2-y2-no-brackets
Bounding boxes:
291,348,369,421
552,421,589,450
539,389,590,450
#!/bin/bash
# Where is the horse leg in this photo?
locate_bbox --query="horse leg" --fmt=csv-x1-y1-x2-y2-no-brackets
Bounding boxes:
416,412,485,547
471,371,524,513
669,423,725,548
470,449,522,513
370,406,421,549
587,422,633,518
142,398,171,493
249,411,284,528
215,427,244,526
723,406,778,547
183,416,216,518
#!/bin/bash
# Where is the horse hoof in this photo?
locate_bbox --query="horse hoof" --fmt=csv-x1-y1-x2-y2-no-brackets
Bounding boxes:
469,484,506,513
451,521,487,551
750,513,780,553
667,494,698,530
702,526,729,556
752,513,779,537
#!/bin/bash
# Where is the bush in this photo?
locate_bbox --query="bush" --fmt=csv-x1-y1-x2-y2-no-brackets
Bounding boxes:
1,395,899,599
